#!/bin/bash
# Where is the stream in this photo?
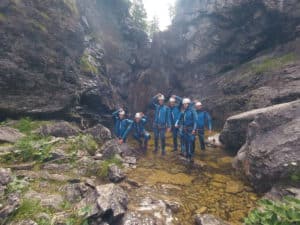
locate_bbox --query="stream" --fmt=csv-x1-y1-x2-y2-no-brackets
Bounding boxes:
125,133,259,225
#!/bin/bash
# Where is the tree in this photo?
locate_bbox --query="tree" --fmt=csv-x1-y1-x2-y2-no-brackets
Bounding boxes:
130,0,148,31
148,15,160,39
168,4,176,21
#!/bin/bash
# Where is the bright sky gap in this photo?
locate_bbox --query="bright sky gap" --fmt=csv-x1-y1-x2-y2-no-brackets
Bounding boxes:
143,0,176,30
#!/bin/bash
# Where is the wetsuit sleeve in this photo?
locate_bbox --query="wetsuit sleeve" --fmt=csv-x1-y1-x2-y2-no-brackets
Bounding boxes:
141,116,147,124
151,95,159,108
122,120,133,140
175,112,183,127
175,96,183,108
205,112,212,130
112,109,120,120
193,110,198,131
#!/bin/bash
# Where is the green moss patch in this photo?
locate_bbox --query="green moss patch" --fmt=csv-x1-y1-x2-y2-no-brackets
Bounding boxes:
250,53,297,74
80,54,99,75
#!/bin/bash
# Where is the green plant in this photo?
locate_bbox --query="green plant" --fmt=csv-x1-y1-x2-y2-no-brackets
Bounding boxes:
98,155,123,178
6,177,29,194
14,135,52,162
244,197,300,225
251,53,297,74
67,134,98,156
7,199,53,224
80,54,98,75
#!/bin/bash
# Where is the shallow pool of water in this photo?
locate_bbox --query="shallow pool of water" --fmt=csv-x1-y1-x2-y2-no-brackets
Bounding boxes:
125,133,259,225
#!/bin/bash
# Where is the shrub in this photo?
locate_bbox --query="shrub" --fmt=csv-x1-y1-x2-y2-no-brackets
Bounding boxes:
67,134,98,156
244,197,300,225
7,199,53,224
98,156,123,178
14,135,52,162
13,117,47,134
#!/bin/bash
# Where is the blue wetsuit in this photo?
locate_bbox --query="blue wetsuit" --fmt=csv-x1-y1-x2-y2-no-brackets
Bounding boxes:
112,109,133,142
151,95,171,154
132,116,151,150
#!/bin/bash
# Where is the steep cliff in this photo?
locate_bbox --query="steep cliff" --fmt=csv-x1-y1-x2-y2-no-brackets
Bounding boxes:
0,0,148,126
128,0,300,127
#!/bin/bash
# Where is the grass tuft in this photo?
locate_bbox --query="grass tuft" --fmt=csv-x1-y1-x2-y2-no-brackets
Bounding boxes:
250,53,297,74
98,155,123,178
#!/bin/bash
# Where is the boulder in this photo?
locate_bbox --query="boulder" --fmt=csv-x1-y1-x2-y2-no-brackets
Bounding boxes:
195,214,230,225
85,124,111,143
96,184,128,219
0,193,20,224
0,126,24,143
99,140,122,159
38,121,80,138
108,164,125,183
232,100,300,192
77,184,128,222
0,168,12,185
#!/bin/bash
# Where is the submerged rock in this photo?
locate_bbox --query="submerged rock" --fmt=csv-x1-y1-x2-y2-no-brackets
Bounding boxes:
232,100,300,192
0,126,24,143
195,214,230,225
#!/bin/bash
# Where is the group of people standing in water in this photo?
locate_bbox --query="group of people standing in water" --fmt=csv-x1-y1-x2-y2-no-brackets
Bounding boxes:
112,93,212,162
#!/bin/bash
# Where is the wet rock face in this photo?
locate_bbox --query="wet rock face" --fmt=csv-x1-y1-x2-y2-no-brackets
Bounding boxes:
128,0,300,125
0,0,146,122
0,0,83,117
229,100,300,192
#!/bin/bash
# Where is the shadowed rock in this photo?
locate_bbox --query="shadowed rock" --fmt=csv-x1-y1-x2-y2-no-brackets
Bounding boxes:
231,100,300,192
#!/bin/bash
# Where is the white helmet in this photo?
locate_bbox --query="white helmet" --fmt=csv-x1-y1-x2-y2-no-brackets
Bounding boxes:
158,95,165,100
119,110,125,115
182,98,191,104
195,101,202,106
135,113,142,119
169,97,176,103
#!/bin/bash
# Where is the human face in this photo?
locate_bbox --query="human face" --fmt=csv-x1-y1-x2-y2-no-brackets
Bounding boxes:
170,101,175,107
196,105,202,110
135,117,141,123
119,114,125,119
158,99,164,105
183,103,189,109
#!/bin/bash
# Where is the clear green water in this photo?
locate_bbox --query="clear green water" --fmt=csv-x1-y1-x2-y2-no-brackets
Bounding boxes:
126,133,259,225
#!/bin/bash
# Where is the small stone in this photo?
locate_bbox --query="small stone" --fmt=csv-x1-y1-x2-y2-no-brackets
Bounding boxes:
196,206,208,214
0,126,24,143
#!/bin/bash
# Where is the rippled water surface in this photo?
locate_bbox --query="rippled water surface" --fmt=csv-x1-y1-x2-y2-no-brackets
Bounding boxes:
126,133,259,225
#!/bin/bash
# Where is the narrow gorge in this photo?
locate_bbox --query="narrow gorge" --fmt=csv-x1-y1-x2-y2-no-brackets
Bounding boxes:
0,0,299,225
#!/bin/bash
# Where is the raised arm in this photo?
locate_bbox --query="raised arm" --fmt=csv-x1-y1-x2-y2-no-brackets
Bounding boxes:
174,95,183,107
112,109,121,120
175,112,183,127
151,93,161,108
